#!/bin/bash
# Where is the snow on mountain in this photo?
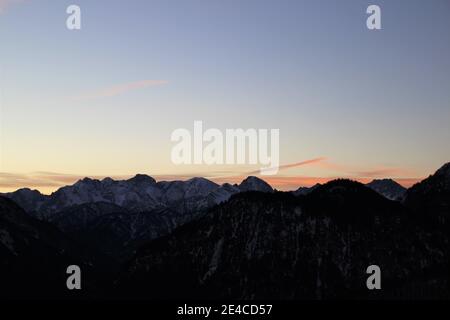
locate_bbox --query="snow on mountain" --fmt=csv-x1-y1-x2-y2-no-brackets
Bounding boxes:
119,179,449,299
2,175,273,256
4,175,275,220
366,179,406,201
6,175,377,219
0,188,47,214
7,175,268,260
208,183,240,204
292,183,322,196
37,175,162,218
238,176,273,193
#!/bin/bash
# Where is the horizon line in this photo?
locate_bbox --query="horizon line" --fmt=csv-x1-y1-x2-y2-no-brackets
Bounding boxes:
0,172,423,195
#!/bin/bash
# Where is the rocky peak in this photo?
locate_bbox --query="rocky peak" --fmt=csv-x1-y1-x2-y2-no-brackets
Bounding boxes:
366,179,406,201
239,176,273,193
127,174,156,185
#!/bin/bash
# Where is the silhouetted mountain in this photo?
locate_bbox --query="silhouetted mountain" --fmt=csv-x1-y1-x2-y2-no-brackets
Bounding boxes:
2,165,450,299
1,176,272,259
2,175,245,220
1,188,48,215
37,175,162,218
117,179,449,299
238,176,273,193
404,162,450,226
1,176,272,260
156,177,222,219
366,179,406,201
292,183,321,196
0,196,117,299
50,202,178,260
209,183,240,204
50,201,126,233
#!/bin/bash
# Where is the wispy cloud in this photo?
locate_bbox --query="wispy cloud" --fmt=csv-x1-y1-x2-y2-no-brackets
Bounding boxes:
352,166,414,178
248,157,326,175
0,172,85,189
0,0,25,14
313,160,416,178
0,172,130,193
71,80,169,101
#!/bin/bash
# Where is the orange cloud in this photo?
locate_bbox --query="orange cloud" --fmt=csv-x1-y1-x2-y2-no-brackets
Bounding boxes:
0,171,423,195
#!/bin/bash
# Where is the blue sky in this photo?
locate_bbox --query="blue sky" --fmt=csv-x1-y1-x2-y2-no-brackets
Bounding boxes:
1,0,450,192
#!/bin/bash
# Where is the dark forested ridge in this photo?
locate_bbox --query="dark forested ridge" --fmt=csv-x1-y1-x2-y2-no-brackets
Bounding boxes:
1,163,449,299
0,197,117,299
117,180,449,299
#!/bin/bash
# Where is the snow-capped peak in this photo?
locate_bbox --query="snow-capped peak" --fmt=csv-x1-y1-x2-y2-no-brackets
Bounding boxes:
366,179,406,201
239,176,273,193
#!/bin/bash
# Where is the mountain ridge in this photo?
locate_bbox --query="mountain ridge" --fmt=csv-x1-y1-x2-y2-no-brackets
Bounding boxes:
0,196,117,298
1,163,449,299
117,178,449,299
1,173,414,216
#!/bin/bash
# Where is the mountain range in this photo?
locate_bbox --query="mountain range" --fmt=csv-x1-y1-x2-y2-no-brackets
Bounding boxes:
2,175,272,260
2,175,272,218
0,175,406,260
1,163,449,299
119,181,448,299
117,164,450,299
2,174,406,221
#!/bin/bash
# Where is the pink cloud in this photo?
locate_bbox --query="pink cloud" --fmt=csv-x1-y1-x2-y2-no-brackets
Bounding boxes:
0,0,25,13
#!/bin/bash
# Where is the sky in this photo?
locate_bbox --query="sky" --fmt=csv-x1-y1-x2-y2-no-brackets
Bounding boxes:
1,0,450,194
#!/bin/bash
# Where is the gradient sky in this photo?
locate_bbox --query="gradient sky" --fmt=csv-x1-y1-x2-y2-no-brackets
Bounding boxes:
1,0,450,193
